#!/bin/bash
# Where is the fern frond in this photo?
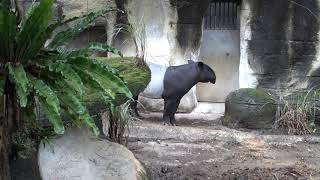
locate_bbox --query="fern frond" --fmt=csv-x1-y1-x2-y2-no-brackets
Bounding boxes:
48,9,106,49
16,0,54,60
53,81,99,136
68,57,132,99
0,8,16,60
7,64,30,107
29,77,64,134
42,62,85,96
88,42,123,57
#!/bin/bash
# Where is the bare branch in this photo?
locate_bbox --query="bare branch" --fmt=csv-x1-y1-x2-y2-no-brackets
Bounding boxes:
288,0,319,22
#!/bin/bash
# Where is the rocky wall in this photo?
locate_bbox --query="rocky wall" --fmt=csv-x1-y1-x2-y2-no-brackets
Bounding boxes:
240,0,320,92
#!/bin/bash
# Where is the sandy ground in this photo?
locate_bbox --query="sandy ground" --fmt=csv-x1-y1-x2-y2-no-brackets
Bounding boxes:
127,113,320,180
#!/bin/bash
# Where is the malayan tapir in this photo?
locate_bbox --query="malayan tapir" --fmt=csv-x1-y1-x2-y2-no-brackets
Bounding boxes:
141,60,216,125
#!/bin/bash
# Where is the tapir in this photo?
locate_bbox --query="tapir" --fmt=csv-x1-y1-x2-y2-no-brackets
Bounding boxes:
141,60,216,125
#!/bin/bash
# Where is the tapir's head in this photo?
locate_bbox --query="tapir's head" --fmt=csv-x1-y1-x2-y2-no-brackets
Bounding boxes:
189,60,216,84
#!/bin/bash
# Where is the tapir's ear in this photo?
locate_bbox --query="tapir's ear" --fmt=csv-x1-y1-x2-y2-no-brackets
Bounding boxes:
188,60,195,64
197,62,204,68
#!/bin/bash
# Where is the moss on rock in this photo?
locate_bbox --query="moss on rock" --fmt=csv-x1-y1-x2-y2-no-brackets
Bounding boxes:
223,88,277,129
85,57,151,107
226,88,276,105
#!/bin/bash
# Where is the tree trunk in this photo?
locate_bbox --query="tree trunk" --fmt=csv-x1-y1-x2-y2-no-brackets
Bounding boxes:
0,80,19,180
0,96,12,180
1,1,22,179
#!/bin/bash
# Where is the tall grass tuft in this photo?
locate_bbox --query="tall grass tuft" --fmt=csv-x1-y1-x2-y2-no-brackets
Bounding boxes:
108,100,136,144
274,89,318,135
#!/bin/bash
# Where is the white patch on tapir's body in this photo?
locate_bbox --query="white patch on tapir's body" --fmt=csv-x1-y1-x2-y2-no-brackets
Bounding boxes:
141,63,167,99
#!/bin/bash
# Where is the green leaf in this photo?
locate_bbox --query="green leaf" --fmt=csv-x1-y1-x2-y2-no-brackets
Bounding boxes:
76,68,116,100
21,95,36,124
39,97,64,134
0,76,5,95
29,77,64,134
16,0,54,60
53,82,99,136
69,57,132,99
19,2,38,30
43,62,85,96
88,42,123,57
7,64,29,107
48,49,89,61
0,1,10,10
0,8,16,60
48,9,106,49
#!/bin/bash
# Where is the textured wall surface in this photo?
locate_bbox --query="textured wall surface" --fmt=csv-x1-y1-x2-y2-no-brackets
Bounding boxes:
240,0,320,92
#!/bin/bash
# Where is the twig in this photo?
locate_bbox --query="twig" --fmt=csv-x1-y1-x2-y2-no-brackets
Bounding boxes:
288,0,319,22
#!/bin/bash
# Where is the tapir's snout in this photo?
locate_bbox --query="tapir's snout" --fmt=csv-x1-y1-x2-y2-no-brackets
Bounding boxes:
211,72,216,84
211,78,216,84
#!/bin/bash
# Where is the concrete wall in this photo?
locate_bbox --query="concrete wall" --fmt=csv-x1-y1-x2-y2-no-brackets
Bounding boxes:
197,30,240,102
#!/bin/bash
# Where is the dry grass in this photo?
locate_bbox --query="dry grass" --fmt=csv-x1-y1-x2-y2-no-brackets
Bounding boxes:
274,89,317,135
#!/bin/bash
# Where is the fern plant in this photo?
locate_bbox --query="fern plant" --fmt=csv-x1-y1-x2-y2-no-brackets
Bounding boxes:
0,1,132,178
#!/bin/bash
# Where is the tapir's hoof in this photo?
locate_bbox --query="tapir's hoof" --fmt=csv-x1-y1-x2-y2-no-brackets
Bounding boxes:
163,123,169,126
170,123,178,126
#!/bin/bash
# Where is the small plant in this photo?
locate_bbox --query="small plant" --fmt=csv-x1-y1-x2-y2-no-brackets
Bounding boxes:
12,120,55,159
107,100,135,144
274,89,318,135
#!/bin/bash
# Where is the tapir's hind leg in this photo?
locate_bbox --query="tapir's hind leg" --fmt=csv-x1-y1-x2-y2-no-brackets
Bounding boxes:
163,100,171,125
169,98,181,126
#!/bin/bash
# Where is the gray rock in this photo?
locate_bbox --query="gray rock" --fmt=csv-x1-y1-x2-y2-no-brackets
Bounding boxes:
223,88,277,129
38,127,147,180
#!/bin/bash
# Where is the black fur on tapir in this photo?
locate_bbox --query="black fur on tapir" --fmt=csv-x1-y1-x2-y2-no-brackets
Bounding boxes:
161,60,216,125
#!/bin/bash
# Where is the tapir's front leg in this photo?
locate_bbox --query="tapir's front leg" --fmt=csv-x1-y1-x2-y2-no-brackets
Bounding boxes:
164,98,181,125
169,98,181,126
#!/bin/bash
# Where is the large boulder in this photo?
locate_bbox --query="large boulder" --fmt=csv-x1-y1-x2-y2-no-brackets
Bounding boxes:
38,127,147,180
223,88,277,129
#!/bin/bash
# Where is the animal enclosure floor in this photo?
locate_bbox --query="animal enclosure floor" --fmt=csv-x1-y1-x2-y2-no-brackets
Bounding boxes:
127,117,320,180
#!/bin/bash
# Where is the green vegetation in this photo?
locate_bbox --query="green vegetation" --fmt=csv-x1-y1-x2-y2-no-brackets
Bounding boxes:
224,88,277,129
107,100,133,144
97,57,150,103
247,88,276,104
227,88,276,105
84,57,150,113
225,88,319,134
87,57,150,144
0,1,131,179
275,89,318,135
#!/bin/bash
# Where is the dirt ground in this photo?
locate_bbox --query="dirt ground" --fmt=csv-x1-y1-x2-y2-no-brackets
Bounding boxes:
127,114,320,180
